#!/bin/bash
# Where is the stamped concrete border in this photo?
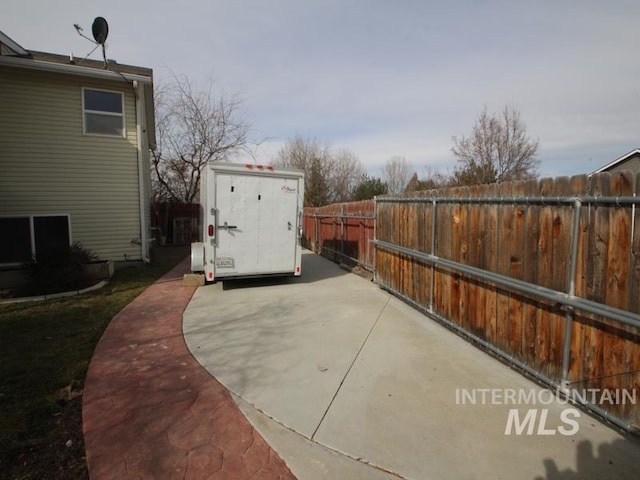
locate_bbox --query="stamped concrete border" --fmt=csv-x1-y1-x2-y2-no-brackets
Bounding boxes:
82,258,295,479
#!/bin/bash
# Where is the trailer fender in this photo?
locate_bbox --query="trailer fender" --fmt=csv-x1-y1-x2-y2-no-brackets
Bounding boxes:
191,242,205,272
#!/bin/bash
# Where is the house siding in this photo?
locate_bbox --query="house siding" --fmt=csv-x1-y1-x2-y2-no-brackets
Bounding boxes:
0,66,145,261
606,156,640,174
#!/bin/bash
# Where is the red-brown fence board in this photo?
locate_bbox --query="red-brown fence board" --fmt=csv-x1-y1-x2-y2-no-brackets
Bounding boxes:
303,200,375,270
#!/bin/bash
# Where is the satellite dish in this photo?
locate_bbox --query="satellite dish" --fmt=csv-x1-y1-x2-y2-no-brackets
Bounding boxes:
92,17,109,45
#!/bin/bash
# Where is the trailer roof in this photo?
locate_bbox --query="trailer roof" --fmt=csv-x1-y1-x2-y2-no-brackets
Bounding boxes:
208,162,305,177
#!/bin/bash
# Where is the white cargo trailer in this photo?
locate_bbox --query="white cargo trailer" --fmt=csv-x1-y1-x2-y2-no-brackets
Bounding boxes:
191,162,305,282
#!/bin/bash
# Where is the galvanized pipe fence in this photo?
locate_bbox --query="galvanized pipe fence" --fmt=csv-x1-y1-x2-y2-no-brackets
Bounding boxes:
303,172,640,434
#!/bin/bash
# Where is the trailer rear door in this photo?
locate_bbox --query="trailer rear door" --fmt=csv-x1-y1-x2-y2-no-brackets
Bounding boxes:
213,171,301,277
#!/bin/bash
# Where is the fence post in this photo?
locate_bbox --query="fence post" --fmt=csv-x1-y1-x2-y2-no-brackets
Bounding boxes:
314,210,319,253
561,199,582,389
373,198,378,281
359,210,364,268
429,199,437,313
340,204,345,262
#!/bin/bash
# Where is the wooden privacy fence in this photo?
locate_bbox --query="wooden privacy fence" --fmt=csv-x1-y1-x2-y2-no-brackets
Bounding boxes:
302,172,640,433
375,171,640,433
303,200,375,270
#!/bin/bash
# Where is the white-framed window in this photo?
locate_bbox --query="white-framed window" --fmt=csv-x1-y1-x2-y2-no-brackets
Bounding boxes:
82,87,125,137
0,214,71,265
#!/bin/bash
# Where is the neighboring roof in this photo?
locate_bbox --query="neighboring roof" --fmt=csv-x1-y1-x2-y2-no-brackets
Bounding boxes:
0,30,29,56
590,148,640,175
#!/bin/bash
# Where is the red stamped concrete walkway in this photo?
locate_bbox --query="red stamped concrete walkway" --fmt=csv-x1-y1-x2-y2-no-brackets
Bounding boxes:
82,258,296,479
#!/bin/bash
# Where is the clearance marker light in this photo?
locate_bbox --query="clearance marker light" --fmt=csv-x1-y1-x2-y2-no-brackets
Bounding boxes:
208,225,214,237
244,162,274,170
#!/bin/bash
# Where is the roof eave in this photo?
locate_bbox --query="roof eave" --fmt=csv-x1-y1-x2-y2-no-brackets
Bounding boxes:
0,54,152,84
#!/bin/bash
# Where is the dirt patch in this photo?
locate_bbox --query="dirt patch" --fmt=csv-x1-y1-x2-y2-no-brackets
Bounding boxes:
6,390,88,480
338,262,374,281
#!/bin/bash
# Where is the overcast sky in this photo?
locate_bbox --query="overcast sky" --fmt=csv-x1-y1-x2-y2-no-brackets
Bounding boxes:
3,1,639,178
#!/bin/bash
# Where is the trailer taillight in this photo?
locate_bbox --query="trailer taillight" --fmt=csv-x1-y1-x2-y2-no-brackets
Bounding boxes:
208,225,214,237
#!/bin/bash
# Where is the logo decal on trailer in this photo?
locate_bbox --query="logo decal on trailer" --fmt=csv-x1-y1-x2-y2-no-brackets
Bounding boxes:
281,185,297,194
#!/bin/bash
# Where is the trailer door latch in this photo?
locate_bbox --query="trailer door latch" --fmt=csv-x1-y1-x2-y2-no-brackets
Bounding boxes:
221,221,237,230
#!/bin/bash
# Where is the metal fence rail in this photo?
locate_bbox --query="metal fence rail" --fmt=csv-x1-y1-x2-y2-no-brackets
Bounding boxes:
374,172,640,435
303,172,640,435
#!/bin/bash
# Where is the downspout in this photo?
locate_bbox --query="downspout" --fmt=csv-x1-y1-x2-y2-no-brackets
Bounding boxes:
133,80,151,263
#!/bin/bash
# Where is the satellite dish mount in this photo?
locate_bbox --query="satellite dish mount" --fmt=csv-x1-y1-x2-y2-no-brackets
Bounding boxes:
73,16,110,69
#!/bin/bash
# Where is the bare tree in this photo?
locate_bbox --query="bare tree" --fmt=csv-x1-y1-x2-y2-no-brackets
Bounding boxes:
274,135,331,207
274,134,364,206
423,165,450,189
451,105,539,186
405,166,449,192
327,148,365,203
382,156,413,194
151,75,252,203
273,134,332,173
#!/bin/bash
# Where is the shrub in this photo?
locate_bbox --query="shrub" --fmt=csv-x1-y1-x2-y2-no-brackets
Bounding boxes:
25,243,101,295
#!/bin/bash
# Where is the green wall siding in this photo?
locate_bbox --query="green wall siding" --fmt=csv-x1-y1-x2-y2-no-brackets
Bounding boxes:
0,66,146,261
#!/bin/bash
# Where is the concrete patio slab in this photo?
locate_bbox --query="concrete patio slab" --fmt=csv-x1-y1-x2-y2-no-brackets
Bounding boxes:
183,256,389,438
183,252,640,479
233,393,399,480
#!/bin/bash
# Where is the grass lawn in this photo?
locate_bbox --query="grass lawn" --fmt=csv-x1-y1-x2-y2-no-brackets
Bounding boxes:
0,247,188,479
